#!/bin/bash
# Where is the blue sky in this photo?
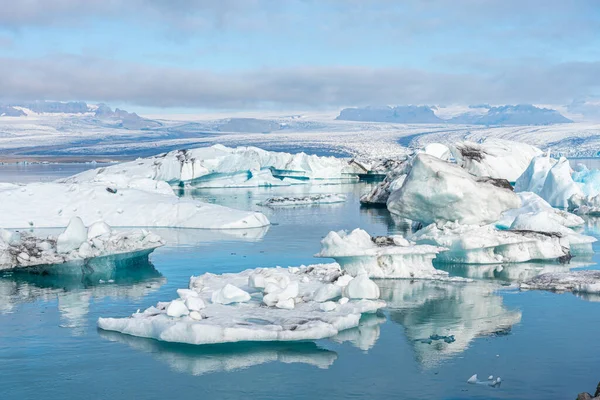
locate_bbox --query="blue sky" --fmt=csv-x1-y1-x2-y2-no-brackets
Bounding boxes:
0,0,599,111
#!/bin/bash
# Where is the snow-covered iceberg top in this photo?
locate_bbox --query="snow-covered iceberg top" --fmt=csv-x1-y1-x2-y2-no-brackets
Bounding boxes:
450,138,542,182
387,153,520,225
521,271,600,294
63,144,364,189
258,194,346,207
0,182,269,229
316,228,449,279
98,263,385,345
0,217,164,272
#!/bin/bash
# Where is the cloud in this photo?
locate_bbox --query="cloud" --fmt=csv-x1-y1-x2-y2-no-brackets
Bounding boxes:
0,55,598,109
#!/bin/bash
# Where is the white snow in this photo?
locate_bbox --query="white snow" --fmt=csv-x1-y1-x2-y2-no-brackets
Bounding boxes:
387,153,521,225
258,194,346,207
0,182,269,229
316,228,447,279
0,219,164,272
97,263,385,345
450,139,542,181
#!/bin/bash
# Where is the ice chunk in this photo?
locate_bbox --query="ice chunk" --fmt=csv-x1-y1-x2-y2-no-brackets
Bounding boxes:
211,284,251,305
313,284,343,302
514,153,556,193
263,281,299,307
342,275,380,299
450,139,542,182
360,160,410,206
258,194,346,207
0,182,270,229
319,302,337,312
409,222,572,264
423,143,451,160
572,164,600,197
167,300,190,318
569,193,600,216
387,154,520,225
185,297,206,312
521,271,600,294
497,192,584,229
316,228,447,278
56,217,88,254
539,157,583,208
0,221,164,272
87,221,112,239
98,263,385,345
467,374,478,384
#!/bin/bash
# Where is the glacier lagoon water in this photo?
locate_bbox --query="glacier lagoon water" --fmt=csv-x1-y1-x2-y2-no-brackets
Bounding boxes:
1,165,600,399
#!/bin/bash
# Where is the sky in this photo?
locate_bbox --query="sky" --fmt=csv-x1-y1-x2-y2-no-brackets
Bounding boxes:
0,0,599,112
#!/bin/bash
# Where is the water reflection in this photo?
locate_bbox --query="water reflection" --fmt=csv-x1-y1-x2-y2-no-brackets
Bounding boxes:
437,262,583,283
359,206,412,236
99,331,338,375
331,313,387,351
584,217,600,237
377,280,522,368
0,257,165,334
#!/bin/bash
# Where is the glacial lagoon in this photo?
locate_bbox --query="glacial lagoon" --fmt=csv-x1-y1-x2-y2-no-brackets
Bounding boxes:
1,165,600,399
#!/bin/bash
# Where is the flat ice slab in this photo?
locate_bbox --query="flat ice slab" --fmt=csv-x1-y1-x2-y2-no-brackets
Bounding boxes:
521,271,600,294
0,182,270,229
258,194,346,207
98,263,386,345
0,218,164,272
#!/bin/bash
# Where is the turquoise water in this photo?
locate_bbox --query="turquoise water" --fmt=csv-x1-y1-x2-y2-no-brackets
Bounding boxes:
1,169,600,399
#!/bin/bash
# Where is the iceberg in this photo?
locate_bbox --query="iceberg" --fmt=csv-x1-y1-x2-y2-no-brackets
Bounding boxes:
0,217,164,273
450,139,542,182
514,154,555,193
98,263,385,345
408,222,574,264
258,194,346,207
496,192,584,229
316,228,448,279
387,154,520,225
569,194,600,215
63,144,364,188
521,271,600,294
0,182,269,229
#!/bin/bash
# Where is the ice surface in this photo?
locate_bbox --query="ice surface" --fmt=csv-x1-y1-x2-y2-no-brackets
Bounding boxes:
569,194,600,215
0,182,269,229
450,139,542,181
64,144,363,188
496,192,584,229
408,221,573,264
258,194,346,207
422,143,451,160
514,154,555,193
387,154,520,225
0,219,164,272
521,271,600,294
539,157,584,208
98,263,385,345
316,228,447,278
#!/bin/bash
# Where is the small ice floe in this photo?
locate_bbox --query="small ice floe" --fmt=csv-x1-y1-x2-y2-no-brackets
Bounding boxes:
415,334,456,345
258,194,346,207
466,374,502,387
97,263,386,345
316,228,449,279
521,271,600,295
0,217,164,273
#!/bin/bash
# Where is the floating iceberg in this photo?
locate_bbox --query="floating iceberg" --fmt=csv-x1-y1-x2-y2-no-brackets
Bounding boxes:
450,139,542,182
0,182,269,229
521,271,600,294
64,144,363,188
98,263,385,345
258,194,346,207
0,217,164,273
569,194,600,215
514,153,555,193
408,222,574,264
316,228,448,279
497,192,584,229
387,154,520,225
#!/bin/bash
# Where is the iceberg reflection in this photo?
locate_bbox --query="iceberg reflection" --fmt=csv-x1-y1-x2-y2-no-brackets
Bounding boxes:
98,330,338,375
377,280,522,368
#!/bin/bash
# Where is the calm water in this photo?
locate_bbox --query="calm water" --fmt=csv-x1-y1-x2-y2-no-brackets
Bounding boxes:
1,165,600,400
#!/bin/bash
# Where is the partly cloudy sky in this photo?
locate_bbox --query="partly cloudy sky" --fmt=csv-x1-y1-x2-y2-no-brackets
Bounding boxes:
0,0,599,111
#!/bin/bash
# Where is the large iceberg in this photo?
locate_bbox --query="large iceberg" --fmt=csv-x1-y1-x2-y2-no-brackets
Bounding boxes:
0,182,269,229
450,139,542,182
0,217,164,272
316,228,448,279
63,144,364,188
387,154,520,225
98,263,385,345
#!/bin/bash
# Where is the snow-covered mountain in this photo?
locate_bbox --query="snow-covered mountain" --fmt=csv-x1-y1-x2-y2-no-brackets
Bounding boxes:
337,104,573,126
